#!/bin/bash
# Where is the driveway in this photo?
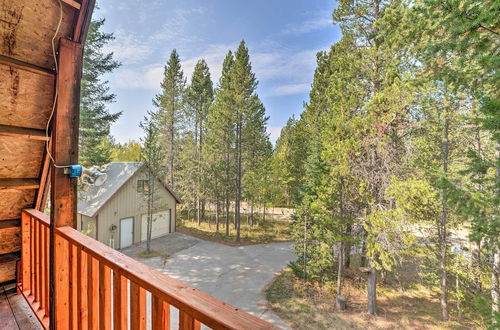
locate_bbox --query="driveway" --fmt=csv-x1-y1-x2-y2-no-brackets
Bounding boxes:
122,233,294,329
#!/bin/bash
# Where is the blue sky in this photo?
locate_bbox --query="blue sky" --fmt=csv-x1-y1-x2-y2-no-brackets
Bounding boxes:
97,0,340,144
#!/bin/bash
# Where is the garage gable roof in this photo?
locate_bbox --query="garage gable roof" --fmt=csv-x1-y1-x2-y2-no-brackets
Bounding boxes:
78,162,179,218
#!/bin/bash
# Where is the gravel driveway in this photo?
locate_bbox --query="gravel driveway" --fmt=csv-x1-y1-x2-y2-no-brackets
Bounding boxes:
122,233,294,329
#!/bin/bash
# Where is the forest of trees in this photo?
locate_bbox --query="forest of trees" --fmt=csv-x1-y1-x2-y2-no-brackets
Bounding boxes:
271,0,499,326
79,1,498,326
144,41,272,243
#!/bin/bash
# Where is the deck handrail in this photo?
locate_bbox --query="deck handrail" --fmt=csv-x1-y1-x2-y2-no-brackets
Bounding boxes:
20,209,276,330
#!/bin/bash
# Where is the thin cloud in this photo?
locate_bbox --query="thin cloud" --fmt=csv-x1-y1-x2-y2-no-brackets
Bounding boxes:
268,83,310,97
112,44,326,91
279,10,333,36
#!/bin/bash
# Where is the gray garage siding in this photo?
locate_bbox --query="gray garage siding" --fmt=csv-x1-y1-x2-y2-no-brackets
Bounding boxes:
93,167,176,249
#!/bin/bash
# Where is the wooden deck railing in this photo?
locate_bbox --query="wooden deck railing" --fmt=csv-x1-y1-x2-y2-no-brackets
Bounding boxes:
20,209,50,329
19,209,275,330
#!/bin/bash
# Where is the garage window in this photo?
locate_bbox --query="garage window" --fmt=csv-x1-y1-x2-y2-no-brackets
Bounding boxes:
137,179,149,193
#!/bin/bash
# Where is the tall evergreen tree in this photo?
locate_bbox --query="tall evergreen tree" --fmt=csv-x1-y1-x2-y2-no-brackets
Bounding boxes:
186,60,214,225
154,49,186,189
80,18,122,166
230,41,261,242
206,51,236,236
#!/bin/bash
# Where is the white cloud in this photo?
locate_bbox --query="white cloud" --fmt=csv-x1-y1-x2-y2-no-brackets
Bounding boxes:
112,65,164,90
267,83,310,97
267,126,283,144
102,29,153,65
112,44,325,92
252,49,319,82
280,10,333,36
102,8,205,66
182,43,237,83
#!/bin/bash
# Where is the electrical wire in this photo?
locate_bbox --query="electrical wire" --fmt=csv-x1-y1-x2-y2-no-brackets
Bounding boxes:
46,0,70,169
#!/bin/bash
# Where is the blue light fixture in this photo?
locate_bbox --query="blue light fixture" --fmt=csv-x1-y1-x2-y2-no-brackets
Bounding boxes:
64,164,83,178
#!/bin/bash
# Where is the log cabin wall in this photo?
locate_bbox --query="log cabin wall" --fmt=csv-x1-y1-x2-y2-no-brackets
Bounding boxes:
0,0,91,284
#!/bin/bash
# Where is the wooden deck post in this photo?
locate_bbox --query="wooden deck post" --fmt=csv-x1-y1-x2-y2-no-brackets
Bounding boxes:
50,38,83,330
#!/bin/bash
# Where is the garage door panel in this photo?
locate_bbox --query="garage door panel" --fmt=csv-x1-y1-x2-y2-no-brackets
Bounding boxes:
141,211,169,241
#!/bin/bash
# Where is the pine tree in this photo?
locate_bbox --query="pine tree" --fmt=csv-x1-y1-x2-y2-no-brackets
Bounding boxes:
79,18,122,166
206,51,236,236
186,60,214,225
154,49,186,189
139,112,166,255
230,41,260,242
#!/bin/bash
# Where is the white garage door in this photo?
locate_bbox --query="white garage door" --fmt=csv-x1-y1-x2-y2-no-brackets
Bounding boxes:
120,217,134,249
141,211,170,241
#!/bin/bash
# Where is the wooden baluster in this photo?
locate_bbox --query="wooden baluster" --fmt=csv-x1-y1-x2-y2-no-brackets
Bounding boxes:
39,221,45,312
113,272,128,329
44,225,50,317
21,212,31,294
30,216,35,300
54,234,70,329
68,244,75,327
35,219,40,304
152,295,170,329
179,311,201,330
77,249,88,330
99,264,111,330
87,255,99,329
130,282,146,330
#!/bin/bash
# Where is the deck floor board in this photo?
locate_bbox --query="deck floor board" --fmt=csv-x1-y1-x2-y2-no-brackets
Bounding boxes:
0,285,42,330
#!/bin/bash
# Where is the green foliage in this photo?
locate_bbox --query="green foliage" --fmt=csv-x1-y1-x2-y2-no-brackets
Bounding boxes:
153,49,187,188
110,140,142,162
80,18,122,166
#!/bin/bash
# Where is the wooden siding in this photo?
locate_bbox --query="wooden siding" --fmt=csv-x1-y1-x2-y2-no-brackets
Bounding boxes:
81,167,177,249
77,213,97,240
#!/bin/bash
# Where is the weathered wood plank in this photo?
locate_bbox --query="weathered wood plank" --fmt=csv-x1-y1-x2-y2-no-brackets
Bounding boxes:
0,54,55,76
0,179,39,190
0,224,21,257
0,259,17,283
0,0,76,69
0,63,54,130
0,124,49,141
0,189,35,220
0,136,44,179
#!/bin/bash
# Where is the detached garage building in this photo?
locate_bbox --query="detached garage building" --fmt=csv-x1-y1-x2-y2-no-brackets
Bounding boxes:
77,162,180,249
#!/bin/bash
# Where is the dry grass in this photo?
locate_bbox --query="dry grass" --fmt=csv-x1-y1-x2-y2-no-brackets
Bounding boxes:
177,212,292,246
266,268,481,330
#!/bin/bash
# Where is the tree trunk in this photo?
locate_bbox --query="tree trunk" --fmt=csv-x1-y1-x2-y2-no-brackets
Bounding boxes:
440,113,450,321
170,117,175,189
225,194,230,236
337,243,343,296
367,259,377,315
492,249,500,323
493,145,500,322
344,224,352,268
303,216,307,282
250,201,254,227
216,198,220,232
